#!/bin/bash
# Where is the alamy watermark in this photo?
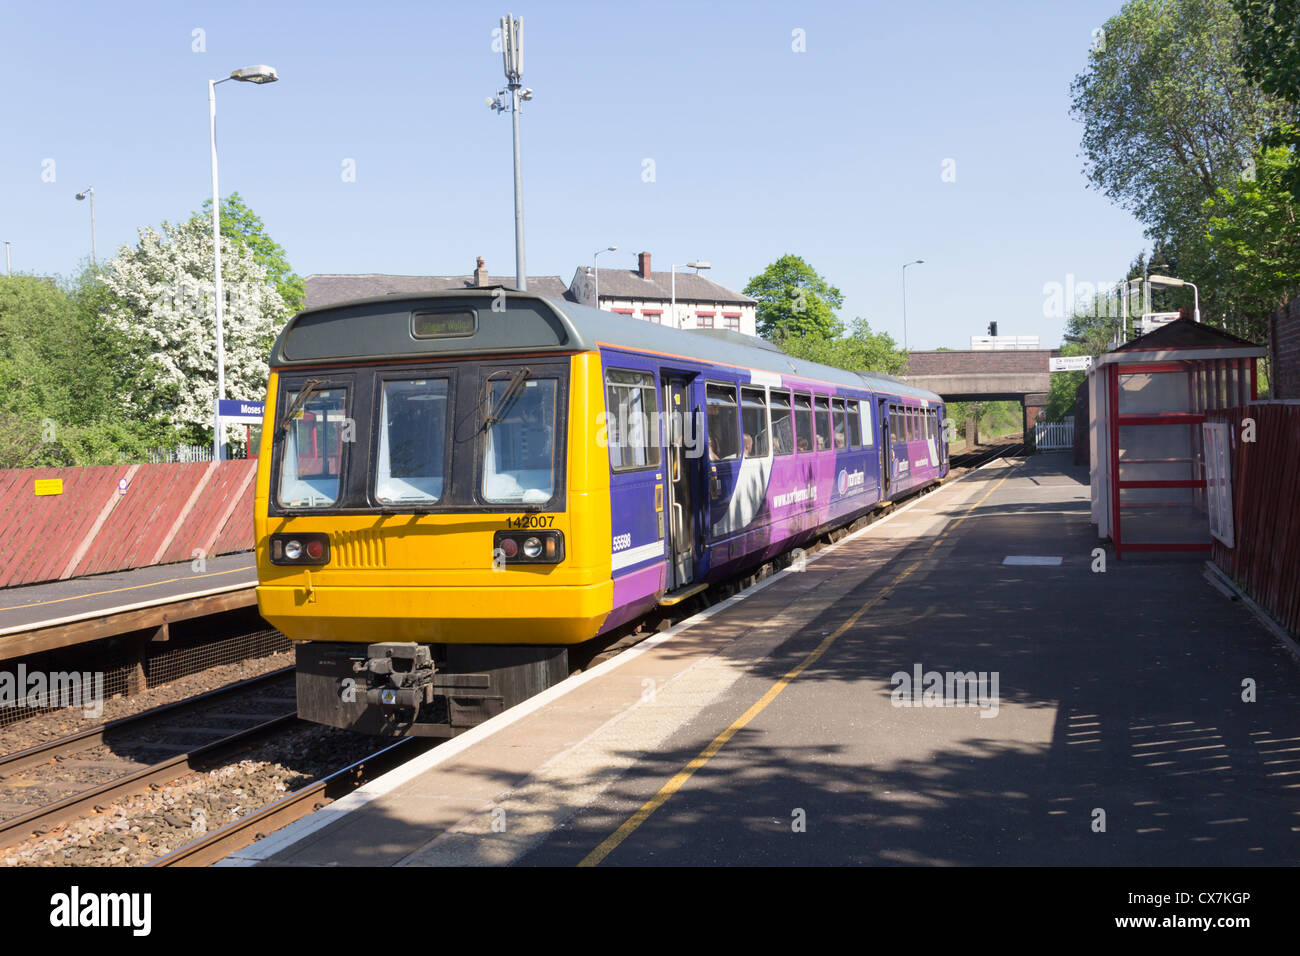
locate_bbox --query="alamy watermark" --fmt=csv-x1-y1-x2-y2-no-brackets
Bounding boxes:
1,665,104,719
890,663,999,718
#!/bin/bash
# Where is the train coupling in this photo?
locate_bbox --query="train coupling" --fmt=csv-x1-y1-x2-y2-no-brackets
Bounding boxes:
354,643,437,710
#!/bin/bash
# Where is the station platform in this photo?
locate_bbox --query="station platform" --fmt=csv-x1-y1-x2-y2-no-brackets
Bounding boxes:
232,453,1300,866
0,553,256,658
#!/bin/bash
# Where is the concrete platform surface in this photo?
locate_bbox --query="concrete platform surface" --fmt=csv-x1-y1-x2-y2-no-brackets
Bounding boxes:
238,453,1300,866
0,552,255,636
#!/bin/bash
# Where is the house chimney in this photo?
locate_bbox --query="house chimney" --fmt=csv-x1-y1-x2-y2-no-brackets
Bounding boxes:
638,251,651,279
474,256,489,287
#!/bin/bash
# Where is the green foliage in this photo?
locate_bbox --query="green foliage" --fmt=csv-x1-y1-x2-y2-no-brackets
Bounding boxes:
1204,146,1300,311
1070,0,1287,342
1233,0,1300,194
0,272,184,467
778,317,908,375
744,255,844,340
194,192,304,314
1045,344,1090,422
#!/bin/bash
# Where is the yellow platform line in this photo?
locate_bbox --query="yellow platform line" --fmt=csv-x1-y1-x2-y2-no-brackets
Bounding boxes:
578,462,1019,866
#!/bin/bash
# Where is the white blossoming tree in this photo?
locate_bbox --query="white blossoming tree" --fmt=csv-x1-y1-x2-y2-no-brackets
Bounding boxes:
101,217,285,447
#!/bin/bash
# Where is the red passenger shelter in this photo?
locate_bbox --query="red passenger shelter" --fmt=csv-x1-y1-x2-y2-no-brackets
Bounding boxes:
1088,318,1266,558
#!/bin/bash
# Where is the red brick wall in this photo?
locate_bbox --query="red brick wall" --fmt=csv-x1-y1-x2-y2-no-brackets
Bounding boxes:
1272,300,1300,399
905,350,1052,376
0,461,256,588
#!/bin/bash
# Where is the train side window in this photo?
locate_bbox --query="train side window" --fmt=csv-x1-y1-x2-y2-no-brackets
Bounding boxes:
770,391,794,456
605,369,661,472
740,387,770,458
906,407,916,442
793,393,814,453
278,386,348,508
706,383,740,460
375,378,449,504
814,396,832,451
848,400,865,447
832,398,848,450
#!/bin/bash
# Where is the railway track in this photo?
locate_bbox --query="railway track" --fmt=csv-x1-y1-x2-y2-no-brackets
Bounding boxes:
0,669,298,853
152,737,430,867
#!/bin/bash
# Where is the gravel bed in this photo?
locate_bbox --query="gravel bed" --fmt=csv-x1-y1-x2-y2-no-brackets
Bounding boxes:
0,722,383,866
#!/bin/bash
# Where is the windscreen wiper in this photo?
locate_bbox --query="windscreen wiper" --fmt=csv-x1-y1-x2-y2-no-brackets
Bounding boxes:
278,379,327,433
484,367,531,425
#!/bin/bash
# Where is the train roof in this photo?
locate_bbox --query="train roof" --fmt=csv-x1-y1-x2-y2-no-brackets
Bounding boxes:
269,289,941,402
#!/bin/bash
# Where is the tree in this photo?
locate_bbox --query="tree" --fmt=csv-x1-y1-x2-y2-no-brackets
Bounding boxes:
779,317,908,375
1204,146,1300,312
1233,0,1300,194
743,255,844,340
194,192,304,314
1070,0,1287,337
100,218,285,445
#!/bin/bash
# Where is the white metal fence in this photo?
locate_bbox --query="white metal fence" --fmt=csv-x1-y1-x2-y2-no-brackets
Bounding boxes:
1034,421,1075,450
147,445,252,464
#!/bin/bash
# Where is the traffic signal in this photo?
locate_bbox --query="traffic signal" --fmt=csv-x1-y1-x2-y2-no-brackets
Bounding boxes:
987,321,998,337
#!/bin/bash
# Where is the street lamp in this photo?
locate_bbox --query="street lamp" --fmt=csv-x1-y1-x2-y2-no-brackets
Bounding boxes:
592,245,616,308
1147,274,1199,323
74,188,96,269
487,14,529,291
901,259,924,351
208,64,278,461
671,261,711,329
4,241,10,277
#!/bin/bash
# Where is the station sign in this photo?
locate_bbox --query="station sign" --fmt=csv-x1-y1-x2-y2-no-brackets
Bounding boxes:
216,399,265,424
1049,356,1093,372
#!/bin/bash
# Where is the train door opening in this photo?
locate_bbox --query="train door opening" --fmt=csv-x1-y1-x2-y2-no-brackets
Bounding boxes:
878,398,891,498
662,374,699,591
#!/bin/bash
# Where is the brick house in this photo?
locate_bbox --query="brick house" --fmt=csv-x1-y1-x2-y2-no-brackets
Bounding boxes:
567,251,757,335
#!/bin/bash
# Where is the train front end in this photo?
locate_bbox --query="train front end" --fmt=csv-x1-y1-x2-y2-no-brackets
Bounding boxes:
253,292,612,737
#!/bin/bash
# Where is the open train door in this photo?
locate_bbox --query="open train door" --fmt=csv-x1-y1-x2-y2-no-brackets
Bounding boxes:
877,398,891,498
661,373,702,594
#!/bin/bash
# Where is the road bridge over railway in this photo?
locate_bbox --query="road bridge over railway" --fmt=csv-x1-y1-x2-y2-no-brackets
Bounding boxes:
902,349,1059,440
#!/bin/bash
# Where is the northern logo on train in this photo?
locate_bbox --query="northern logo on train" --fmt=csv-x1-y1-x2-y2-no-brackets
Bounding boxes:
837,468,865,496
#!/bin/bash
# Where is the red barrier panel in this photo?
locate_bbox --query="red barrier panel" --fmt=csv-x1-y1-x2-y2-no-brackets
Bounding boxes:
0,461,257,589
1208,403,1300,638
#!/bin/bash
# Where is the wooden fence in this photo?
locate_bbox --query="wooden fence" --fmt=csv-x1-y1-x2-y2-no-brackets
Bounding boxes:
0,460,257,589
1207,402,1300,638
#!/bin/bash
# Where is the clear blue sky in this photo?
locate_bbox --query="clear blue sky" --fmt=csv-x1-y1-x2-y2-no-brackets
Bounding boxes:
0,0,1147,350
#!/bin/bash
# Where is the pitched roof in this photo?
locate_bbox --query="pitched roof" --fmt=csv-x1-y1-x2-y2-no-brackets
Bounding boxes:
305,273,570,310
1114,317,1262,351
590,268,755,305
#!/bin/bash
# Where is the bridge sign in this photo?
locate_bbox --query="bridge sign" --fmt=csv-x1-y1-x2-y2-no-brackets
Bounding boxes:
1049,356,1093,372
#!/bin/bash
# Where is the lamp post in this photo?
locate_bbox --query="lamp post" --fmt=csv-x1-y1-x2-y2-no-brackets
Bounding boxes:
901,259,924,352
74,187,96,269
1147,274,1199,323
487,14,530,291
4,241,10,277
208,64,278,461
592,245,616,308
671,261,711,329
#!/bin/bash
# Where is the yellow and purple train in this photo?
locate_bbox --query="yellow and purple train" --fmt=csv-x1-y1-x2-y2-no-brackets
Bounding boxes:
254,290,946,736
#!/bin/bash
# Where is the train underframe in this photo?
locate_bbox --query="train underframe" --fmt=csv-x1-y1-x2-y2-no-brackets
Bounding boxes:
295,641,569,738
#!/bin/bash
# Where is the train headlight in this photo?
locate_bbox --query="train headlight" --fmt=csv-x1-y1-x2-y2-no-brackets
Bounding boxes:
492,530,564,565
269,532,331,565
